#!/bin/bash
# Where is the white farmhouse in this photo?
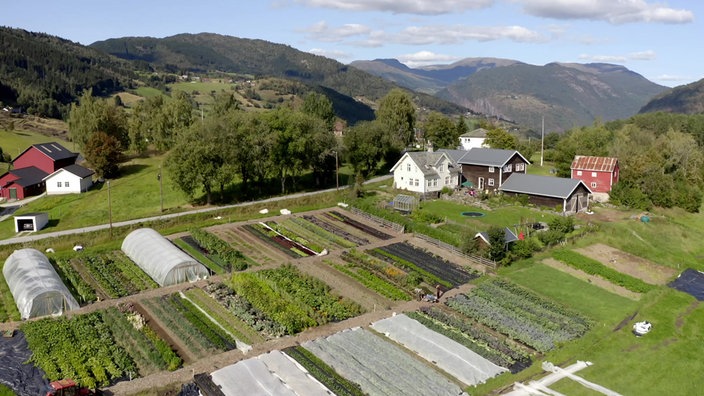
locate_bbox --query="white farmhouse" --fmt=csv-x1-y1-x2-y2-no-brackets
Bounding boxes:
43,164,94,195
390,149,460,195
459,128,488,150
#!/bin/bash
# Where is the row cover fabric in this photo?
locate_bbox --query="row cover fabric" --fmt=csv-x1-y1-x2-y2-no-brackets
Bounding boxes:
669,268,704,301
121,228,208,286
3,249,79,320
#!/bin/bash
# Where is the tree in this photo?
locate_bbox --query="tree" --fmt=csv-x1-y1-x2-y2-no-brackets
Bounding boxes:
84,131,122,178
344,120,389,178
487,227,507,262
455,115,469,139
68,90,128,152
423,112,456,149
302,92,335,130
484,127,518,150
376,88,416,148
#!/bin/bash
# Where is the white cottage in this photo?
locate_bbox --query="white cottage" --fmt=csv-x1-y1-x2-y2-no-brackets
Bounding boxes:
459,128,488,150
390,149,460,195
43,164,94,195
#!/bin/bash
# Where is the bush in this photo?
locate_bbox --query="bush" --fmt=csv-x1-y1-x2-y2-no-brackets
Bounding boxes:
549,216,574,234
510,238,540,260
538,229,565,246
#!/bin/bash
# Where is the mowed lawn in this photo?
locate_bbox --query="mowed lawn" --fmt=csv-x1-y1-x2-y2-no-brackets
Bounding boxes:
0,129,71,160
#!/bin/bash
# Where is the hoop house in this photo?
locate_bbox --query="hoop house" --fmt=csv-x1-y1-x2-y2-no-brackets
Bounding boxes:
121,228,209,286
3,248,79,319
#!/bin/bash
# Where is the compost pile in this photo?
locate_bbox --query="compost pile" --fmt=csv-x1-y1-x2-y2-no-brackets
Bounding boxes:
0,331,50,396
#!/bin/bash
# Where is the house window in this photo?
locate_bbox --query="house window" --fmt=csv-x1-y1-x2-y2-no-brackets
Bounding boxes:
408,178,412,186
407,163,411,172
65,181,69,188
577,170,582,176
515,163,525,171
445,176,450,185
488,167,495,173
488,178,495,187
414,179,419,186
591,172,597,177
57,182,62,187
503,164,512,172
433,179,438,187
591,182,597,188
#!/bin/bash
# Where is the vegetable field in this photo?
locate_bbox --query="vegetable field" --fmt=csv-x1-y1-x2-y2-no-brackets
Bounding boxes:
242,223,312,258
70,251,158,299
332,250,414,301
446,279,592,352
324,210,393,240
302,327,468,395
370,242,480,288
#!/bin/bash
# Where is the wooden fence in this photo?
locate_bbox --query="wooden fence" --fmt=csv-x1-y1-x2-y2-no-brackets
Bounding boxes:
349,207,405,234
415,233,497,271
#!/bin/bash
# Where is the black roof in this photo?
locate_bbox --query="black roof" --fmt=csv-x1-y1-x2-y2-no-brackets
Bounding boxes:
59,164,95,178
14,142,77,163
8,167,49,187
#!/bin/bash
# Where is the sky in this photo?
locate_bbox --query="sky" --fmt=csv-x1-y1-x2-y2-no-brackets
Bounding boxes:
3,0,701,87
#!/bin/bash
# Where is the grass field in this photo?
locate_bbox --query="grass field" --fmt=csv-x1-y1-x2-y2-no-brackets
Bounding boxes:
420,199,561,228
0,129,72,161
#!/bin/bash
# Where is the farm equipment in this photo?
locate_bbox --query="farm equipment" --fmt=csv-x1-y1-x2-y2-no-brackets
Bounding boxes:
46,379,94,396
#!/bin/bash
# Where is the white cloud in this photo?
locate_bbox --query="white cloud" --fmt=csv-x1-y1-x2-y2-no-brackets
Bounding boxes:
655,74,694,83
397,50,461,67
394,24,545,44
308,48,352,59
578,50,657,62
295,0,493,15
303,21,372,42
517,0,694,24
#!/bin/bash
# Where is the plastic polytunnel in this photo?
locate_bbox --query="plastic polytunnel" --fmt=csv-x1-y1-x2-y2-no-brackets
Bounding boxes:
3,248,80,320
121,228,209,286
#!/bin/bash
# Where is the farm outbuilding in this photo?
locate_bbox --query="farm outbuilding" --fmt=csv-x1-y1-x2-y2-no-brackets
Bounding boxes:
3,248,79,319
13,212,49,233
121,228,209,286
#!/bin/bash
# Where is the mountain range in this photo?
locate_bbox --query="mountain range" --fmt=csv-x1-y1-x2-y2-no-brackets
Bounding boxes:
1,26,701,133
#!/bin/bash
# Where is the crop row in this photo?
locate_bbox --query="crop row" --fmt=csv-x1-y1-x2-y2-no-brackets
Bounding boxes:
378,242,479,287
184,287,264,346
229,265,364,334
288,216,358,248
174,237,227,275
283,346,366,396
302,214,369,246
325,211,393,240
446,280,591,352
141,296,222,360
190,228,249,271
370,247,452,289
242,223,302,258
326,259,411,301
552,249,656,293
205,283,286,339
164,293,236,351
79,253,156,298
265,221,324,253
52,258,97,303
102,306,181,375
22,312,136,389
408,307,531,373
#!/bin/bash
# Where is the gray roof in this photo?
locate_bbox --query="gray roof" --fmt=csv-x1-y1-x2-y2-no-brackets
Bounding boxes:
16,142,77,162
436,149,469,163
475,227,519,245
460,128,488,138
499,174,591,199
401,151,460,177
6,167,49,187
60,164,95,178
457,148,529,167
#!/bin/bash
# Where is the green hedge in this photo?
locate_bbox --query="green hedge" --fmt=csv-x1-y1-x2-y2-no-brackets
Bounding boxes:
552,249,656,294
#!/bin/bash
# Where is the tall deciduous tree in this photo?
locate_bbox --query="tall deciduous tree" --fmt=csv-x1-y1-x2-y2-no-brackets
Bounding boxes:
84,131,122,178
484,127,518,150
344,120,388,178
302,92,335,130
423,111,456,149
68,90,128,152
376,88,416,148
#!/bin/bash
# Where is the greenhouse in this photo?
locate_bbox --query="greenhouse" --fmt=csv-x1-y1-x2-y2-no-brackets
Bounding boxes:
3,248,80,320
121,228,209,286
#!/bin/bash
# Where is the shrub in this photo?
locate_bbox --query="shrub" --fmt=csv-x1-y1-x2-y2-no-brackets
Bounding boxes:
549,216,574,234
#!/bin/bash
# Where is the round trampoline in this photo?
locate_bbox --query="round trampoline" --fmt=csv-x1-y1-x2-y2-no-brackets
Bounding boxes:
461,211,485,217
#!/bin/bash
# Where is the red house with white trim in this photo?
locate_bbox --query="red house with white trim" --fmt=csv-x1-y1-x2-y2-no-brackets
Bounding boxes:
0,143,78,200
570,155,619,194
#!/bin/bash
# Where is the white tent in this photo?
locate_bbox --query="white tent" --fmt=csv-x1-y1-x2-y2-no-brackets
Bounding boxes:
3,248,79,319
121,228,209,286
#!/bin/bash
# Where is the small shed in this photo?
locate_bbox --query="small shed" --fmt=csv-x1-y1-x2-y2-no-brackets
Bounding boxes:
14,212,49,233
392,194,417,213
474,227,519,250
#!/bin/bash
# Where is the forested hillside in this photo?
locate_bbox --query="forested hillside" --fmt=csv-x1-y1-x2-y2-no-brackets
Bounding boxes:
0,27,138,118
639,78,704,114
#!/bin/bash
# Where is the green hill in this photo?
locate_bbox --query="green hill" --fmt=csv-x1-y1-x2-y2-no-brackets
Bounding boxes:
639,78,704,114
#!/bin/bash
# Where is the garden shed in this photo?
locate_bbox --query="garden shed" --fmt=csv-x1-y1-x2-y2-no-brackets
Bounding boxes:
13,212,49,233
392,194,417,213
121,228,209,286
3,248,79,319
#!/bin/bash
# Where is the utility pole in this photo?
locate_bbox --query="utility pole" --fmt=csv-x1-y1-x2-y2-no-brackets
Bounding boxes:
158,166,164,212
334,150,339,190
540,116,545,167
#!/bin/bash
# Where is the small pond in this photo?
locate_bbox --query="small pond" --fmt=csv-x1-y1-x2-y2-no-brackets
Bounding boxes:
461,211,485,217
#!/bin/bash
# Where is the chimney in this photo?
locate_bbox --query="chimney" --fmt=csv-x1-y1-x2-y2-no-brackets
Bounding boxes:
427,141,434,153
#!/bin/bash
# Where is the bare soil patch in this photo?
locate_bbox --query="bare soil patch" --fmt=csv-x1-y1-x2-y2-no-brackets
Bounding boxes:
575,243,678,285
542,258,641,300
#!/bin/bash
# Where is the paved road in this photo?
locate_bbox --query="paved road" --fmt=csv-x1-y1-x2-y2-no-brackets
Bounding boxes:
0,175,392,246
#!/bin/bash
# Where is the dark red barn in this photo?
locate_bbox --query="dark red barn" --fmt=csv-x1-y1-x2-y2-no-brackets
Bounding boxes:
0,142,77,200
570,155,619,194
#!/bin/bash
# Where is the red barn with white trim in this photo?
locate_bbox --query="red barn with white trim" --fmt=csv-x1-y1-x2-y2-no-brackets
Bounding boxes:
570,155,619,194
